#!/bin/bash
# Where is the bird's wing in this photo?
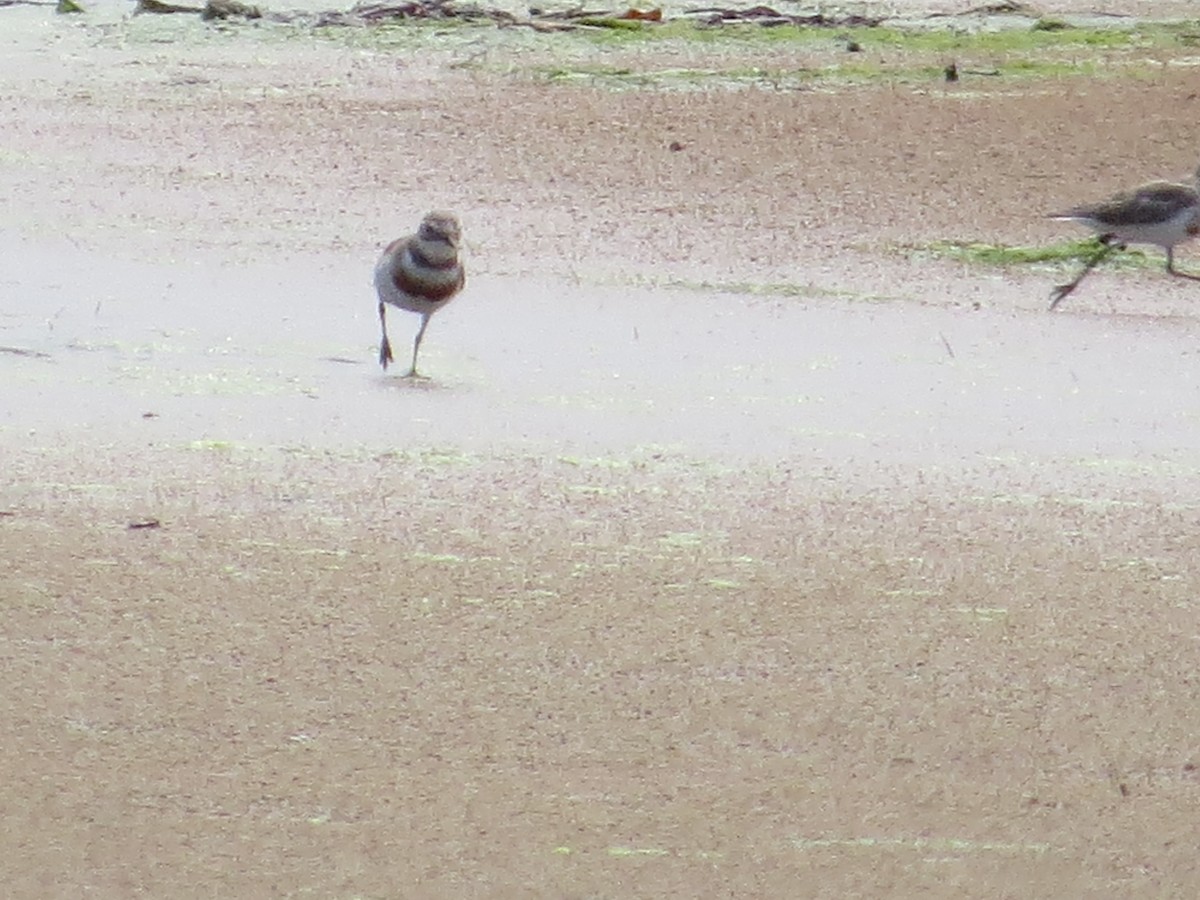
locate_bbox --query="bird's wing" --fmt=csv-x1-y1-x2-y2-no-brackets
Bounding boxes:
1065,182,1198,227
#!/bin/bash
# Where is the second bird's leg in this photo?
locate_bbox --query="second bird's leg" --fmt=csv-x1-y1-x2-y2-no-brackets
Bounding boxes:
378,302,394,369
1165,246,1200,281
1049,235,1121,310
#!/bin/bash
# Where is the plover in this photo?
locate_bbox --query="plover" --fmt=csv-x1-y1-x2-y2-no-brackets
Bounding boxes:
1048,169,1200,309
375,211,465,376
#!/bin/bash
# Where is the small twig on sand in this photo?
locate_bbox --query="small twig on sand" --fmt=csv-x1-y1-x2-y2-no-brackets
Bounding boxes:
938,332,955,359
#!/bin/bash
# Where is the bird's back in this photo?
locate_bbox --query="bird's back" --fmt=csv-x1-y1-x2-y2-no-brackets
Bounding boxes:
1055,180,1200,229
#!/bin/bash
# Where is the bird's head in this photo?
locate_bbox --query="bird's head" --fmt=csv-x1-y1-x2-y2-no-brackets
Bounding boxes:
418,211,462,250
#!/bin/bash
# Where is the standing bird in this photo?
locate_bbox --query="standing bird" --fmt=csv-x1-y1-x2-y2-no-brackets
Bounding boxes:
375,211,466,376
1048,170,1200,310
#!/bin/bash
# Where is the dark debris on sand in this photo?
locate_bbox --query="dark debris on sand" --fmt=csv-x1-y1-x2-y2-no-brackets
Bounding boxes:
118,0,894,29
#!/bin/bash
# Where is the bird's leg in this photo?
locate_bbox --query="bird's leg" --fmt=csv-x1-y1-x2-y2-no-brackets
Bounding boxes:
1049,234,1119,310
406,312,432,379
1165,246,1200,282
378,302,394,370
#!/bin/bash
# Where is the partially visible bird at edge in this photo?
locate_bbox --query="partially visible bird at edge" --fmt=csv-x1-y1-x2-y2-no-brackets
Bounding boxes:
1048,169,1200,310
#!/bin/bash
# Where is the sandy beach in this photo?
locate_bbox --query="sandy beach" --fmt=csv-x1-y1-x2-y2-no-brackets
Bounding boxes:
4,5,1200,895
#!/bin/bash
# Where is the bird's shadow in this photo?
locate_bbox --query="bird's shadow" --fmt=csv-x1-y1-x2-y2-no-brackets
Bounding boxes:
377,372,457,393
325,356,468,392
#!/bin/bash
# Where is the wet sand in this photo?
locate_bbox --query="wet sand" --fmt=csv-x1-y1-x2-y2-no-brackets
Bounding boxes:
4,8,1200,897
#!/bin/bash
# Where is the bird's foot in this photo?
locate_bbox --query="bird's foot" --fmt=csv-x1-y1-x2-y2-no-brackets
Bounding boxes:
402,368,430,380
379,338,395,370
1048,283,1076,310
